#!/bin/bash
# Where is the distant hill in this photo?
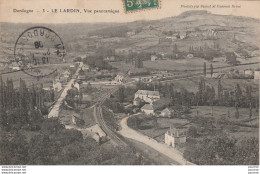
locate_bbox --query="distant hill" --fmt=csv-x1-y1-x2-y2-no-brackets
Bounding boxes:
0,10,259,61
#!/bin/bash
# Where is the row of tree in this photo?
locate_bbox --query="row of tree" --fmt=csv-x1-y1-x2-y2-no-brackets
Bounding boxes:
135,78,258,112
0,77,54,130
83,56,113,70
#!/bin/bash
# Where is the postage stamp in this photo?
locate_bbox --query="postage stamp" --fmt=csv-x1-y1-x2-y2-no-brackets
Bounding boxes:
14,26,66,78
123,0,160,13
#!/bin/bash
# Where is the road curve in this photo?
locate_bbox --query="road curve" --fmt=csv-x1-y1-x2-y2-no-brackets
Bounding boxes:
118,116,195,165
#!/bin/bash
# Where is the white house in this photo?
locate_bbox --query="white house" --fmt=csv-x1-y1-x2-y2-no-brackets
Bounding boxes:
244,69,254,77
187,54,194,59
141,104,155,115
151,55,158,61
82,64,90,71
74,82,80,91
134,90,160,104
160,108,174,118
53,80,62,92
165,127,187,148
115,73,126,84
9,62,20,70
254,71,260,80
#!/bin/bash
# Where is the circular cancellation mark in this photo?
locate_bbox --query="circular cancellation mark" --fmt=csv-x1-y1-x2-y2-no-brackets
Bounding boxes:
14,26,66,78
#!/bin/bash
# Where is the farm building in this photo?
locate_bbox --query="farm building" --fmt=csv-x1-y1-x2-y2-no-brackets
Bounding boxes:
134,90,160,104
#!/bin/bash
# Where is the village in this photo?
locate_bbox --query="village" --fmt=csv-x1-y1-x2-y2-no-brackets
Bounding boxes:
0,10,259,165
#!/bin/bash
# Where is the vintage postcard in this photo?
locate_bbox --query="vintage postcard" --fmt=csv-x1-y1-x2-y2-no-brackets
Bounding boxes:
0,0,259,169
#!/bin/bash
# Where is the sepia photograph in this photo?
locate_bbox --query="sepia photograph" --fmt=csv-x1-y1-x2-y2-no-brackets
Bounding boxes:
0,0,259,170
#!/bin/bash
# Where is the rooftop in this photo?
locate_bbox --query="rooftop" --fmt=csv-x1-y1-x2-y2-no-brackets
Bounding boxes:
136,90,160,96
141,104,154,111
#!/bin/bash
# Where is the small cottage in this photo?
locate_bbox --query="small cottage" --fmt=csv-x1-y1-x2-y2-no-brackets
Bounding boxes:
141,104,155,115
165,127,187,148
160,108,174,118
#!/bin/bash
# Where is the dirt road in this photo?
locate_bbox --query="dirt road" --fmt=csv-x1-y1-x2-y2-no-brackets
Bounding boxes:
118,116,195,165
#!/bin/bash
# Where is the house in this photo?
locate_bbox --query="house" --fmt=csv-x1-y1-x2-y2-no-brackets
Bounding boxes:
187,54,193,59
74,82,80,91
9,62,20,70
134,90,160,104
141,104,155,115
53,80,62,92
86,124,106,138
211,73,225,79
126,31,135,37
115,73,126,84
151,55,158,61
70,64,75,68
165,127,187,148
179,31,187,39
78,69,85,80
244,69,254,78
104,56,116,62
159,38,172,44
82,64,90,71
160,108,174,118
254,71,260,80
152,98,171,110
60,70,71,81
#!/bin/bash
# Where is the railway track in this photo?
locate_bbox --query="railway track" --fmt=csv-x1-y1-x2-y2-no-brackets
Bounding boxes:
95,105,127,147
92,86,127,147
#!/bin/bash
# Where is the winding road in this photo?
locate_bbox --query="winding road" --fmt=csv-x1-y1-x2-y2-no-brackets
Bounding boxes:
118,116,195,165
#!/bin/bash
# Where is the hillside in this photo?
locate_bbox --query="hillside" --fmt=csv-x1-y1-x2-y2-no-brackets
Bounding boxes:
0,10,259,62
121,10,259,56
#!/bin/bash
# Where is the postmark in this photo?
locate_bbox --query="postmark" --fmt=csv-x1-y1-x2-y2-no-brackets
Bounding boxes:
123,0,160,13
14,26,66,78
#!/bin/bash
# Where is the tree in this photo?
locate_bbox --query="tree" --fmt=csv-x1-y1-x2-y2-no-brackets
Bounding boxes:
135,57,143,68
235,83,242,106
217,80,223,102
210,64,213,77
118,86,125,103
203,62,206,76
173,43,178,52
235,104,239,119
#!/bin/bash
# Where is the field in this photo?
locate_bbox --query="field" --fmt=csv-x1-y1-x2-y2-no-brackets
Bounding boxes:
143,57,259,72
1,63,72,88
128,105,259,154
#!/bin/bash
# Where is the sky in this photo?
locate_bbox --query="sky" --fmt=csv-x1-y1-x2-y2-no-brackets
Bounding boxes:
0,0,259,23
